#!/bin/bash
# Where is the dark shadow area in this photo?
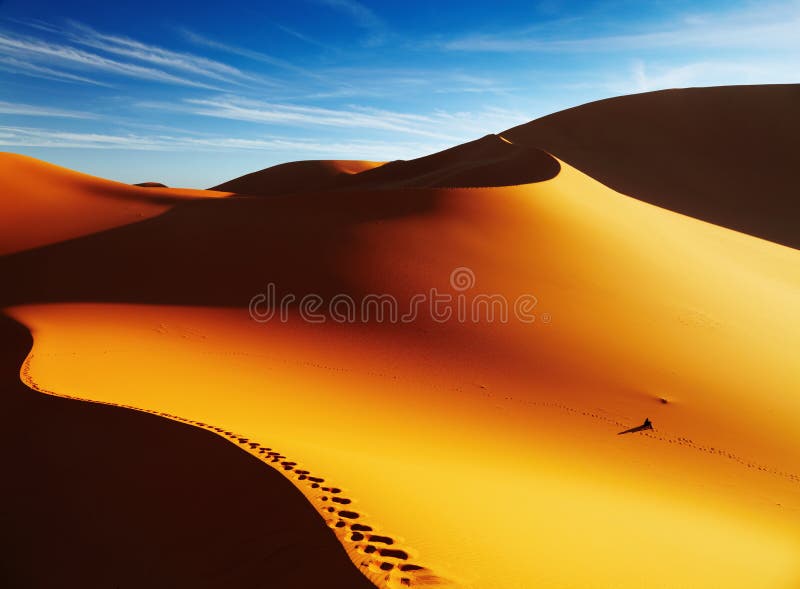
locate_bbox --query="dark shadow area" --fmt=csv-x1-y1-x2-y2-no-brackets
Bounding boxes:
341,135,560,190
0,187,441,309
210,160,376,197
0,312,375,589
618,418,653,435
503,84,800,249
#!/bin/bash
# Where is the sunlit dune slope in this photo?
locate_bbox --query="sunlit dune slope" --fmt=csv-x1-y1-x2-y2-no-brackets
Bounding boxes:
5,148,800,588
0,313,375,589
0,153,230,255
502,84,800,248
210,159,384,196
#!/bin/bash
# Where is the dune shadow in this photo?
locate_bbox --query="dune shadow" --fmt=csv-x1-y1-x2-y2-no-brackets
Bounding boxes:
0,187,442,309
212,134,561,197
343,135,560,190
502,85,800,248
617,418,653,435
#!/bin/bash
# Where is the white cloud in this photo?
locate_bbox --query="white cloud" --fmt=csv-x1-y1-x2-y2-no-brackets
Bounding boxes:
439,2,800,53
0,30,223,89
276,24,337,51
0,126,170,149
66,23,260,86
630,59,800,93
0,55,112,86
316,0,387,45
0,124,443,159
0,101,98,118
179,28,316,81
177,96,460,139
140,96,530,140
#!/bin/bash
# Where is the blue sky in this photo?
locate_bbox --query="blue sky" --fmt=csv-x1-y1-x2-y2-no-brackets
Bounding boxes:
0,0,797,187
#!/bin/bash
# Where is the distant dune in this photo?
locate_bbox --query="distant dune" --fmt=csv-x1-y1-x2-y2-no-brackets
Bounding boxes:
336,134,560,189
0,153,230,255
214,134,560,196
212,85,800,249
502,84,800,248
211,159,384,196
2,85,799,589
134,181,169,188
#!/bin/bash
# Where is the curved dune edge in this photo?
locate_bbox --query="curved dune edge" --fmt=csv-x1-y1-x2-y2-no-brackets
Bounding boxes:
212,135,561,196
0,312,378,589
210,159,386,196
21,347,800,488
335,134,560,190
502,84,800,249
18,350,446,589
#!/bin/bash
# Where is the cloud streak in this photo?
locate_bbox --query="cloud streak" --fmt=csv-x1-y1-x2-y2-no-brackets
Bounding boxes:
439,3,800,53
0,30,225,89
0,124,444,160
66,22,261,86
141,96,529,140
316,0,387,45
0,54,112,86
631,58,800,93
0,101,99,118
179,96,459,139
180,28,316,81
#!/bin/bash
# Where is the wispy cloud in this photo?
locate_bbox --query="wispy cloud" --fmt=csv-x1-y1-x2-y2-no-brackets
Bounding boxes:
138,95,530,142
64,22,259,86
174,96,459,139
316,0,387,45
631,58,800,93
0,124,442,159
0,101,98,118
276,24,338,52
0,30,224,89
439,2,800,53
180,28,316,81
0,55,112,86
0,126,172,149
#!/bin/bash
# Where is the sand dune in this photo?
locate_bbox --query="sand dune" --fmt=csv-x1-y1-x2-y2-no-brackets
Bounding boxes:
0,153,230,256
502,84,800,248
134,181,169,188
336,134,560,189
211,159,384,196
212,134,560,196
2,84,799,588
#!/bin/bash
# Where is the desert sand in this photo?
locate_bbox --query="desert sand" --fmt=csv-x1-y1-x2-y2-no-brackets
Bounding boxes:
2,84,799,588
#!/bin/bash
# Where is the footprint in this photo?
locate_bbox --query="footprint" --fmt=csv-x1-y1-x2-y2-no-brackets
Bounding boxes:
18,360,440,589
